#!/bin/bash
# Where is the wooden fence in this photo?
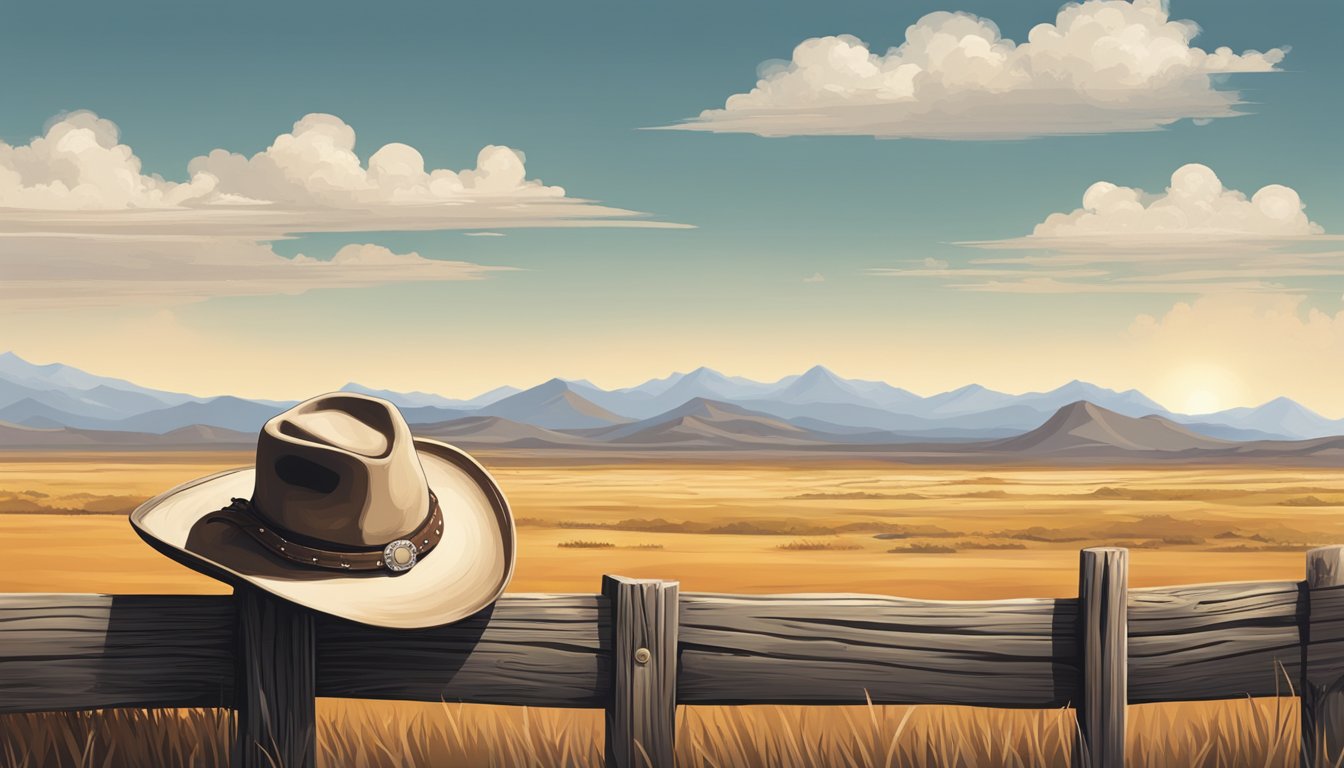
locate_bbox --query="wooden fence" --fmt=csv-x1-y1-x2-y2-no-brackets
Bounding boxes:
4,546,1344,768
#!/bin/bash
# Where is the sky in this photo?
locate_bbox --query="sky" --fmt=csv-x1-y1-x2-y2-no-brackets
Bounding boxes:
0,0,1341,416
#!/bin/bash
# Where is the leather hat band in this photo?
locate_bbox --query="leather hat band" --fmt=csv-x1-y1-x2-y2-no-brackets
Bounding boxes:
206,490,444,574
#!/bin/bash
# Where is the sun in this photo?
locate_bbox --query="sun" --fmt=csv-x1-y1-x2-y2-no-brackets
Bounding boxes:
1183,389,1223,415
1161,362,1244,415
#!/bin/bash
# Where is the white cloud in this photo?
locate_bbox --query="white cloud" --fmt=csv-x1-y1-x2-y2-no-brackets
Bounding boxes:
874,164,1339,294
803,272,826,283
663,0,1285,139
1029,164,1322,240
0,110,679,308
463,231,506,237
0,238,508,309
0,110,676,235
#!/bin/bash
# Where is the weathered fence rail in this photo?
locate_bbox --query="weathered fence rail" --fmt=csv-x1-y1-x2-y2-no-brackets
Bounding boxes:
3,546,1344,767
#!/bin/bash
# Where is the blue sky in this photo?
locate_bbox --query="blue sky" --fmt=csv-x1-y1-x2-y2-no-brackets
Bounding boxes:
0,0,1340,415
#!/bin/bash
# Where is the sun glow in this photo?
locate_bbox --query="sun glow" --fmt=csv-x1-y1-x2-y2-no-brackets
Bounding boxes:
1163,362,1244,415
1183,389,1223,415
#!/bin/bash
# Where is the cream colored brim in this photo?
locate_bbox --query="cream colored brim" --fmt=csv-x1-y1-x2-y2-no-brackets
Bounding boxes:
131,438,515,629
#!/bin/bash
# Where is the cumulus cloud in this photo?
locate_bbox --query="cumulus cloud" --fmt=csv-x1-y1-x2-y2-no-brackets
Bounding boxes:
1029,163,1322,241
803,272,826,283
0,110,678,307
874,164,1339,294
662,0,1285,139
0,110,675,236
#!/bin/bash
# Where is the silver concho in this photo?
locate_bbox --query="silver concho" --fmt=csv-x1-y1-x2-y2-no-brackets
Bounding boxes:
383,539,418,573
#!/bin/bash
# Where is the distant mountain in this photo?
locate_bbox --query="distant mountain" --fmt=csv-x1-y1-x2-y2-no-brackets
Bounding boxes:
341,382,520,409
2,351,1340,450
479,379,631,429
920,384,1017,417
0,352,193,402
760,365,920,409
577,367,781,419
0,420,253,449
414,416,591,448
993,401,1230,455
590,398,820,446
106,396,290,434
1177,397,1344,440
1004,381,1170,419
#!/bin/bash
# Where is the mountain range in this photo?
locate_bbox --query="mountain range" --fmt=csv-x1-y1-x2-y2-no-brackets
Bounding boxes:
1,352,1342,460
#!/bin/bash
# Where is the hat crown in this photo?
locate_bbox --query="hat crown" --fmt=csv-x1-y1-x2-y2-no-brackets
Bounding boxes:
252,393,430,547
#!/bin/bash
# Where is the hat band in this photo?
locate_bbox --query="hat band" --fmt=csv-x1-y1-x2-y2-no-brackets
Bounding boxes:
205,490,444,573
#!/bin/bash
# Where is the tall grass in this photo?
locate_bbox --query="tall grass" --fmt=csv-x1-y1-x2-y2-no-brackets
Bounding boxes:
0,698,1298,767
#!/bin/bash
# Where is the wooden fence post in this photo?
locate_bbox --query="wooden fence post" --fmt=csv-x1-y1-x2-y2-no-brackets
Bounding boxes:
1303,546,1344,768
1076,547,1128,768
233,586,316,768
603,575,679,768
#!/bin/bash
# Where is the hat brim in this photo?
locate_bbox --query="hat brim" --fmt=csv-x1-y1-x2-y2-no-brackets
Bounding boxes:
130,438,515,629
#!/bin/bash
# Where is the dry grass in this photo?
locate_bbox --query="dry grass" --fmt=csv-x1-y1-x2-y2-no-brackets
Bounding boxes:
5,455,1342,596
0,698,1299,767
557,540,616,549
775,539,863,551
1,453,1340,766
888,543,958,554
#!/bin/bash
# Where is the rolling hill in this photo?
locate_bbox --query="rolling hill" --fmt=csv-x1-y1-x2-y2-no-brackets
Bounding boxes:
992,401,1231,454
1,351,1341,451
478,379,631,430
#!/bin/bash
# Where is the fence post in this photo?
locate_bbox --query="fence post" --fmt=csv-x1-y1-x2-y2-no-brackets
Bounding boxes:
232,586,316,768
602,575,679,768
1075,547,1127,768
1303,546,1344,768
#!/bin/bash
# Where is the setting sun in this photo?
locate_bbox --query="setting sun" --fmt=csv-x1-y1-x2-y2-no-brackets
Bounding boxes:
1160,362,1245,415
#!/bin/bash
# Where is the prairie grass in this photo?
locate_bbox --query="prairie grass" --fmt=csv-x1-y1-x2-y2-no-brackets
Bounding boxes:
0,698,1298,767
888,543,958,554
954,540,1028,550
775,539,863,551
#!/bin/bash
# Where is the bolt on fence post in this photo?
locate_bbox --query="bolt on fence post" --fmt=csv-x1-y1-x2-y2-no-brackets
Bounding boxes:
232,586,316,768
1075,547,1128,768
1303,546,1344,768
602,575,679,768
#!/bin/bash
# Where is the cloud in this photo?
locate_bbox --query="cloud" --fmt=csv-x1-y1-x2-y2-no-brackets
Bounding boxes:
463,231,506,237
0,238,510,309
1028,164,1322,241
0,110,680,307
1126,293,1344,415
873,164,1340,294
803,272,826,283
0,111,681,238
661,0,1285,139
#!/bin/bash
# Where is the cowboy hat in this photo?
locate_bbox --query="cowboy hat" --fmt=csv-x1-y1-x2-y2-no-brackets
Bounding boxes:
131,392,515,629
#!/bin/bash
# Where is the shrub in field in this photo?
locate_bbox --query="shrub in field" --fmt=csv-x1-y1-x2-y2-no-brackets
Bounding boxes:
776,539,863,551
888,543,957,554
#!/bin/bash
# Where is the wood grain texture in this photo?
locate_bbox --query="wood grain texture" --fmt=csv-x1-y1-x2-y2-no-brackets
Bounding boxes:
232,587,315,768
676,592,1079,707
1304,547,1344,768
603,576,679,768
1129,580,1304,702
0,570,1337,725
0,593,234,714
314,593,608,708
1076,547,1128,768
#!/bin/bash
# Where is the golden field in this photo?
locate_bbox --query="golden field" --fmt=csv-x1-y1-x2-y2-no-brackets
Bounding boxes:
2,450,1340,766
